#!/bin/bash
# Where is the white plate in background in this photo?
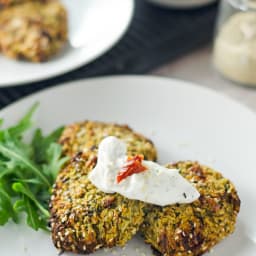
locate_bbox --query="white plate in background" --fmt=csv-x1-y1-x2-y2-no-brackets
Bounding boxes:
0,76,255,255
0,0,134,87
147,0,216,8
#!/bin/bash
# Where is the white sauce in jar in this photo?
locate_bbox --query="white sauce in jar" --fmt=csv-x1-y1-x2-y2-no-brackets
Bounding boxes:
88,136,200,206
214,12,256,86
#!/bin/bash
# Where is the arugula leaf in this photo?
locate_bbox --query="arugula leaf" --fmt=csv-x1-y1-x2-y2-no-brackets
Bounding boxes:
32,127,64,164
44,143,69,183
0,103,68,231
0,211,9,225
13,178,44,185
0,138,50,188
12,182,49,218
7,102,39,138
0,183,18,224
14,196,47,231
0,166,13,179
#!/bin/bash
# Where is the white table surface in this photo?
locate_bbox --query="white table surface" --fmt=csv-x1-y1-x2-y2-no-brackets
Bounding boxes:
152,46,256,112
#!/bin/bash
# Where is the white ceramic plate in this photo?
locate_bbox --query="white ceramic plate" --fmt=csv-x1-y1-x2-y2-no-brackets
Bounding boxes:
0,76,255,256
147,0,216,8
0,0,134,87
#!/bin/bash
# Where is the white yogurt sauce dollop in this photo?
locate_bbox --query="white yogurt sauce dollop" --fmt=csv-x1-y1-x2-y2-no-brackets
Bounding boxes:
88,136,200,206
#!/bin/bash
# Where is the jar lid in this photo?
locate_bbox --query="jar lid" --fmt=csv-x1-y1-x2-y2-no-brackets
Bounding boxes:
146,0,216,9
228,0,256,11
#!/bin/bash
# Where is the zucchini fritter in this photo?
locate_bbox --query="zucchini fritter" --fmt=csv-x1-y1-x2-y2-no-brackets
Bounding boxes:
0,0,67,62
51,122,157,254
59,121,157,161
50,152,146,254
141,161,240,256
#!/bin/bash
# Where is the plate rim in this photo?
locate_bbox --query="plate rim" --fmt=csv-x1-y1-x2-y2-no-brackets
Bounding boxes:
1,75,256,123
0,0,135,88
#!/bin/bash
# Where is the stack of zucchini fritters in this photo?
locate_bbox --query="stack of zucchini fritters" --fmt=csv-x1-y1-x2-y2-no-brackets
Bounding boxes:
0,0,67,62
50,121,240,256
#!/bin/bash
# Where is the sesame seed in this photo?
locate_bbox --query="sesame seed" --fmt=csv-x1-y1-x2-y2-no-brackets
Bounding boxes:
176,228,182,234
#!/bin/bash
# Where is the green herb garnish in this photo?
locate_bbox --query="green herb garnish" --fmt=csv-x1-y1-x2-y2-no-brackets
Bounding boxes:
0,103,69,231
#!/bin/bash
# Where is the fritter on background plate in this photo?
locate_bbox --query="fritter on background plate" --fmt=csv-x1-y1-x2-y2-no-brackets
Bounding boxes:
0,0,67,62
141,161,240,256
0,0,45,8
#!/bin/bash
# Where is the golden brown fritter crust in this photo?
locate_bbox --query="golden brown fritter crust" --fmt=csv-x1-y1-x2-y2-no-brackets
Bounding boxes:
51,122,157,254
59,121,157,161
141,161,240,256
0,1,67,62
50,152,146,254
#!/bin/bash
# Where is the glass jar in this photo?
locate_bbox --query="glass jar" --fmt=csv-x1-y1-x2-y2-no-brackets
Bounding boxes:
213,0,256,86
